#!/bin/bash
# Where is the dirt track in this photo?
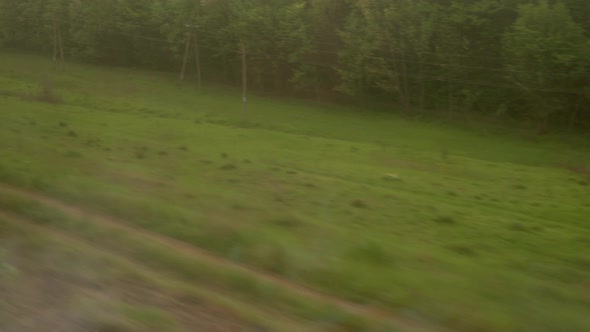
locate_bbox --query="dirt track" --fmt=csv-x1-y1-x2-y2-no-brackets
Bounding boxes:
0,183,443,332
0,211,257,332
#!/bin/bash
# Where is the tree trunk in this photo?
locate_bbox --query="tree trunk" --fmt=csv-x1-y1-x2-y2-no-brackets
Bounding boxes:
399,44,411,113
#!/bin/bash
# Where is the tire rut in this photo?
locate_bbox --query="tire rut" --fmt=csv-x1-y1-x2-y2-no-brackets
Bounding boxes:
0,210,302,332
0,183,441,332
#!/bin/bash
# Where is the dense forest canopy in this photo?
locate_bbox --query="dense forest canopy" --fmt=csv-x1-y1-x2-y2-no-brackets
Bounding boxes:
1,0,589,129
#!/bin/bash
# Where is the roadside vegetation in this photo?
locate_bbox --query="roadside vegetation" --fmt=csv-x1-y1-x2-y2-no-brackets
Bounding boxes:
1,52,589,331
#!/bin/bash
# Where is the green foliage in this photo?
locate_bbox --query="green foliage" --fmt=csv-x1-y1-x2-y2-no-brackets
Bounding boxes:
503,0,590,125
0,0,588,127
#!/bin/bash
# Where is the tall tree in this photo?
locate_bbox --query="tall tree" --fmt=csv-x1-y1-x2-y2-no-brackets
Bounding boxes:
503,0,590,128
1,0,589,128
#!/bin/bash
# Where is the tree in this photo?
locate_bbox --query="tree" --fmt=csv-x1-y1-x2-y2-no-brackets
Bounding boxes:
1,0,589,129
503,0,590,128
0,0,53,51
150,0,202,69
221,0,311,93
337,1,385,99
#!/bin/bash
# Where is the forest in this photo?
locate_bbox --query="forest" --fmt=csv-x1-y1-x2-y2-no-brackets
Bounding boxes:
1,0,589,129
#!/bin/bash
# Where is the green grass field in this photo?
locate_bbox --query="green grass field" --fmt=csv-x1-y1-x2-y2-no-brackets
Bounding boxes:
1,52,589,332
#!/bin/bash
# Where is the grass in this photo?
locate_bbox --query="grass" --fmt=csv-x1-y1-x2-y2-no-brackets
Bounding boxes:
0,190,384,331
0,218,176,332
0,212,338,332
1,51,590,331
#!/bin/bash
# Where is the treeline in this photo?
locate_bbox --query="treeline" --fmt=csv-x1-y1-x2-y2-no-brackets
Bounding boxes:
1,0,589,129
